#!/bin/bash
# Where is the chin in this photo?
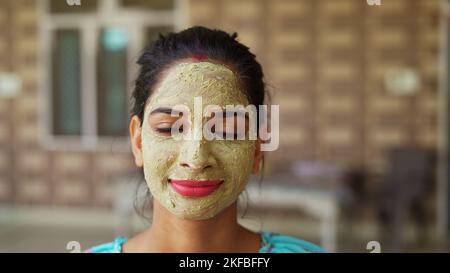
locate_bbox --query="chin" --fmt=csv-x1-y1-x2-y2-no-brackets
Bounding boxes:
171,207,220,221
172,199,237,221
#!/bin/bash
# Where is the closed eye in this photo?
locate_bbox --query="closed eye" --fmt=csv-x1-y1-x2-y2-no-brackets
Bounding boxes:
154,123,184,136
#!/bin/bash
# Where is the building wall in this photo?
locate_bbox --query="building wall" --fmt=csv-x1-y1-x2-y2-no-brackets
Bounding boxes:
0,0,441,207
0,0,136,207
189,0,441,173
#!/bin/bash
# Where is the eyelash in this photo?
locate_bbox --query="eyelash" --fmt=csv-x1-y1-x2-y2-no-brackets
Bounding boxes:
153,125,245,139
154,126,183,135
155,128,171,133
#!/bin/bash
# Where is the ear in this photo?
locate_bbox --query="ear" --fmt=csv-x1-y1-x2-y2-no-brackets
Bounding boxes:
130,115,144,168
252,139,262,174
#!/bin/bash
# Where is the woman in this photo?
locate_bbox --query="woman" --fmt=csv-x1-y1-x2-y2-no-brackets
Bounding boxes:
87,26,324,253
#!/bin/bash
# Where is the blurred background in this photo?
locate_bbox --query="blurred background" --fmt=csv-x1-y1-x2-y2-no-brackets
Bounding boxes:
0,0,448,252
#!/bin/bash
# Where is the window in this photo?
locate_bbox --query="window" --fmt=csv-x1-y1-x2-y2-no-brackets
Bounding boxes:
51,29,82,135
120,0,174,11
41,0,183,150
97,28,128,136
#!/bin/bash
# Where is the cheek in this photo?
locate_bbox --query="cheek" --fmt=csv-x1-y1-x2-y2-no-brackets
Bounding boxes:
216,141,256,186
141,136,178,184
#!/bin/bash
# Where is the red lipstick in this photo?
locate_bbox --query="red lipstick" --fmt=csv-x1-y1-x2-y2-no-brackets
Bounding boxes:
169,179,223,197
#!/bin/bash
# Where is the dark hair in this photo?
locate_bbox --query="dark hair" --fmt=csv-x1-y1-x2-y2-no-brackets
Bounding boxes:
131,26,267,125
131,26,268,220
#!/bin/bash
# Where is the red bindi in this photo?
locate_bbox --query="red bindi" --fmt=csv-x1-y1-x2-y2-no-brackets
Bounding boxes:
192,54,207,61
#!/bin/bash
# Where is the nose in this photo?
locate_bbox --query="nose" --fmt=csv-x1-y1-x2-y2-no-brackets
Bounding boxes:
179,140,216,173
180,162,212,172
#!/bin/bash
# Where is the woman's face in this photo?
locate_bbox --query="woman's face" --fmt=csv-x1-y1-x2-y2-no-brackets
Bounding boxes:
137,61,258,220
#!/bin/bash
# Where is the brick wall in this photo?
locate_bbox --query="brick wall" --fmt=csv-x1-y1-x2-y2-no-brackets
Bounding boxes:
0,0,136,207
189,0,440,173
0,0,441,207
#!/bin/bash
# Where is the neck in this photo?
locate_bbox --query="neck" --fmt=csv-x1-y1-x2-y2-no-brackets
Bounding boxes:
143,201,256,252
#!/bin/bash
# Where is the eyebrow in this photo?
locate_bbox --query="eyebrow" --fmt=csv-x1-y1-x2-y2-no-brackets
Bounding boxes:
150,108,249,119
150,107,182,116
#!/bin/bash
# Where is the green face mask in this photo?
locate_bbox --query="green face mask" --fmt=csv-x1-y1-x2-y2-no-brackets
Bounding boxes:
141,62,256,220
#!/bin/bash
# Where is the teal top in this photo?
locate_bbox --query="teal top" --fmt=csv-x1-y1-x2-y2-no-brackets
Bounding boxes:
86,232,325,253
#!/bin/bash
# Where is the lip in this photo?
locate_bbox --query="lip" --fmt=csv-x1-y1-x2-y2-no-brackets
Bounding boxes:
169,179,224,197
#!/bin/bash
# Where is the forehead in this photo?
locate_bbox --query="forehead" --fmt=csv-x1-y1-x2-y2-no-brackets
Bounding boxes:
147,62,249,109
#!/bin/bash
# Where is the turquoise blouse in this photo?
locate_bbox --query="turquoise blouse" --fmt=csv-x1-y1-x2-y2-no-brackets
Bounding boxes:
86,231,325,253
